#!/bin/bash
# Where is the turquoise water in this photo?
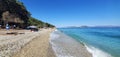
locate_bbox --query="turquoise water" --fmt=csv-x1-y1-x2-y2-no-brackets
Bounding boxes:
58,28,120,57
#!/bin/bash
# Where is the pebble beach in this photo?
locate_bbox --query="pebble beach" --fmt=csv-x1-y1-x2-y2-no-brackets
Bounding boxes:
0,29,55,57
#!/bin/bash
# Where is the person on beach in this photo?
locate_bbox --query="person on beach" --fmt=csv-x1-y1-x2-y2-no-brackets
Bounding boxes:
0,25,1,29
13,25,16,29
6,24,10,30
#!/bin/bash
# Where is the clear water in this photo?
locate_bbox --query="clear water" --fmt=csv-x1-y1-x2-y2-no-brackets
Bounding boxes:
58,27,120,57
50,29,92,57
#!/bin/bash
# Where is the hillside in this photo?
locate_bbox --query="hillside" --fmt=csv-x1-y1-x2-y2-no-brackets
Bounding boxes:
0,0,55,28
28,17,55,28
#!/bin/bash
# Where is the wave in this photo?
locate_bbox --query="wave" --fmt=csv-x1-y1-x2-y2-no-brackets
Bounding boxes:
85,44,113,57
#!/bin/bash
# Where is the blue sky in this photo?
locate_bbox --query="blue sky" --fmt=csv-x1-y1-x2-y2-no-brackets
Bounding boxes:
20,0,120,27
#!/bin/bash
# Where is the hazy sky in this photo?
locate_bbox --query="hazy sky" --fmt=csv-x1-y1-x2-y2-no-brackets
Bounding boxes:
20,0,120,27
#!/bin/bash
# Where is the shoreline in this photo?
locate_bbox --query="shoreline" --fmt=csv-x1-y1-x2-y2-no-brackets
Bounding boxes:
57,28,116,57
0,28,93,57
50,29,92,57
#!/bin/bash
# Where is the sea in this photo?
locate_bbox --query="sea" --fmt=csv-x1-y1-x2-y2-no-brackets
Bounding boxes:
50,27,120,57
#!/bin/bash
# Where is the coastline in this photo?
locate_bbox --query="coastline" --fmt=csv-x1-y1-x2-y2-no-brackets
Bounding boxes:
0,28,93,57
50,29,92,57
58,28,118,57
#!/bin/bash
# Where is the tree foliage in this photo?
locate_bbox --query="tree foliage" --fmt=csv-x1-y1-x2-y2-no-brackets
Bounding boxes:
0,0,30,27
28,17,55,28
0,0,55,28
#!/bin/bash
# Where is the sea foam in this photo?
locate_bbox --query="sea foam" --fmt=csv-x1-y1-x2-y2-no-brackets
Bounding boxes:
50,30,72,57
85,45,112,57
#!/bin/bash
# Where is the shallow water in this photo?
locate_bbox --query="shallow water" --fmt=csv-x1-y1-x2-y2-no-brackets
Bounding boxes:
50,30,92,57
59,27,120,57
